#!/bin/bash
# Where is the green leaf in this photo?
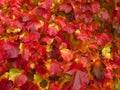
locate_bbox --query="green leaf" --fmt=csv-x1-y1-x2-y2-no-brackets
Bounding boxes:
0,72,9,79
34,74,42,83
40,79,48,88
9,68,22,81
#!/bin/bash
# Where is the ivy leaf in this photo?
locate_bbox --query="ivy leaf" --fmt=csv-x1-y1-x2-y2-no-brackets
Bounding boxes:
48,26,58,36
36,65,47,75
102,43,112,59
49,61,62,75
0,0,10,6
55,18,67,29
0,47,6,64
59,3,72,14
14,74,27,87
50,83,60,90
96,32,112,46
9,68,22,81
0,62,8,75
0,26,4,34
3,42,19,59
20,81,39,90
0,40,6,64
75,56,88,68
26,21,40,31
104,69,113,81
98,9,109,21
33,44,46,57
90,2,100,13
0,78,13,90
63,23,75,34
42,36,53,44
112,48,120,65
21,32,40,43
60,48,73,62
92,60,106,81
40,0,52,10
34,74,42,83
76,30,91,41
21,46,31,61
71,70,89,90
89,42,98,51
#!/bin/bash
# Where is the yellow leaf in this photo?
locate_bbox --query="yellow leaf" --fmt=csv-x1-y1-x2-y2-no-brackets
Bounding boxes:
102,43,112,59
0,72,9,80
34,74,42,83
9,68,22,81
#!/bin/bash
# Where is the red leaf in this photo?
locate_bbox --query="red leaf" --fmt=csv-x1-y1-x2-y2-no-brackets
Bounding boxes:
49,61,61,75
98,9,109,20
104,69,113,81
63,23,75,34
71,70,89,90
22,14,30,23
36,65,47,75
3,42,19,59
91,2,100,13
40,0,52,10
68,59,87,72
0,40,6,64
60,48,73,62
0,62,8,75
21,61,33,72
16,20,24,29
48,46,61,60
66,69,76,76
14,74,27,87
91,22,100,31
0,0,10,6
26,21,40,31
55,18,67,29
0,0,5,6
59,3,72,14
34,7,51,20
42,36,53,44
0,26,4,34
50,83,60,90
76,31,91,41
78,56,88,68
96,32,112,46
33,44,46,57
0,78,13,90
22,47,31,61
20,81,39,90
21,31,40,43
54,36,63,45
9,55,22,68
89,42,98,51
112,48,120,65
0,47,6,64
105,0,111,3
113,23,120,34
30,32,40,41
48,26,58,36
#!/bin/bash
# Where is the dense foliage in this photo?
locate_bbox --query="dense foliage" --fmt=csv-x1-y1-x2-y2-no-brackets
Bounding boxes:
0,0,120,90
